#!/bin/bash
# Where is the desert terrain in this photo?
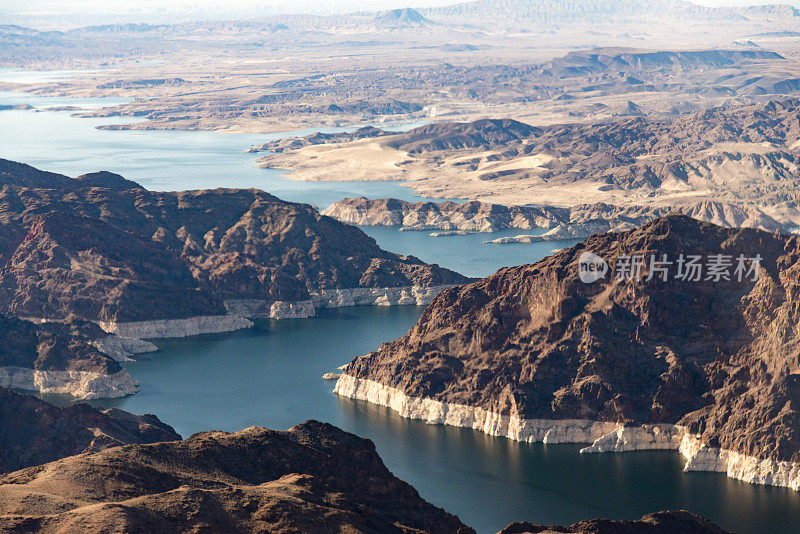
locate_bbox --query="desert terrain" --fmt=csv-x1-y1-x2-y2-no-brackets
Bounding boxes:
5,4,798,228
2,2,800,532
2,3,800,134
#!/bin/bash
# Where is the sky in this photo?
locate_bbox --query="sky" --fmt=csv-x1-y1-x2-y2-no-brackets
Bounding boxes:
3,0,794,15
1,0,797,29
1,0,455,17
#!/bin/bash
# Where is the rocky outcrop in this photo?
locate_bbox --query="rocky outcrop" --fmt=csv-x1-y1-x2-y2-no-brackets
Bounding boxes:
270,100,800,221
0,159,142,191
322,197,568,231
0,314,138,399
0,420,473,534
485,222,637,244
0,367,137,400
498,510,730,534
0,386,179,474
335,215,800,489
249,125,395,153
324,197,786,237
98,315,255,339
311,285,454,308
224,298,316,319
90,335,158,362
0,159,469,336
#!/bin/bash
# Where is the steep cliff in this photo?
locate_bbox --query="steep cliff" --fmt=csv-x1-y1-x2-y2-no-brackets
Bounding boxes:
0,314,138,399
336,215,800,489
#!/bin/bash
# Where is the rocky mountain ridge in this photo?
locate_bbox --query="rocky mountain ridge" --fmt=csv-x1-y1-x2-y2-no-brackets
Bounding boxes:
0,420,474,533
0,159,467,325
335,215,800,489
322,197,786,239
0,386,179,473
0,414,731,533
499,511,729,534
0,159,468,397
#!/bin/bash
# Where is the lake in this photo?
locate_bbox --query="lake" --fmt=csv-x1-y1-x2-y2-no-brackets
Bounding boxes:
82,309,800,534
4,75,800,534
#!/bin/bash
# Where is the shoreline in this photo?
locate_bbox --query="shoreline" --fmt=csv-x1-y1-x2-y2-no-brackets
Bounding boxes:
4,285,453,399
334,374,800,491
0,366,137,399
100,285,455,340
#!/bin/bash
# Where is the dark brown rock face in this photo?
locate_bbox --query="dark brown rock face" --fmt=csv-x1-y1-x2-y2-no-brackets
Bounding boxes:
0,160,141,191
0,159,468,323
0,314,121,377
499,510,730,534
0,420,473,534
344,215,800,463
0,386,180,474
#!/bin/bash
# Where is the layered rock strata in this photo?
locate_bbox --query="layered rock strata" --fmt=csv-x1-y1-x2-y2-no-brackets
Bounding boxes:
0,314,138,399
335,216,800,490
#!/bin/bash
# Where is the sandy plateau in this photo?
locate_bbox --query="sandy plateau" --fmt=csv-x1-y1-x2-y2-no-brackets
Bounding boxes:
274,141,414,181
257,99,800,229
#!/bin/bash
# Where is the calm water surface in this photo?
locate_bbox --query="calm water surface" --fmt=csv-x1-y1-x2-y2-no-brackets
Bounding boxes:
0,81,431,208
79,309,800,534
6,73,800,534
360,225,579,278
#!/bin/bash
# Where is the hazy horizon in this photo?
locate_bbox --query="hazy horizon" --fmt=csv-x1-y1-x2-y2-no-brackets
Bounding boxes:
3,0,799,30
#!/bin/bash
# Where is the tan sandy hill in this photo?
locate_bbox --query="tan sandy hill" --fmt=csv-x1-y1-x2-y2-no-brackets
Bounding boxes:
257,99,800,226
0,420,474,534
335,215,800,489
0,385,179,474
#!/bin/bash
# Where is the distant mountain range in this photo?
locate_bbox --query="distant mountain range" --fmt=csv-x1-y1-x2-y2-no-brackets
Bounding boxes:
3,0,799,36
374,7,435,27
423,0,800,26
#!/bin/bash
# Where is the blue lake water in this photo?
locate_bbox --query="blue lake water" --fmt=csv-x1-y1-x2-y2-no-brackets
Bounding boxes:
5,74,800,534
0,83,432,208
81,309,800,534
360,225,578,278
